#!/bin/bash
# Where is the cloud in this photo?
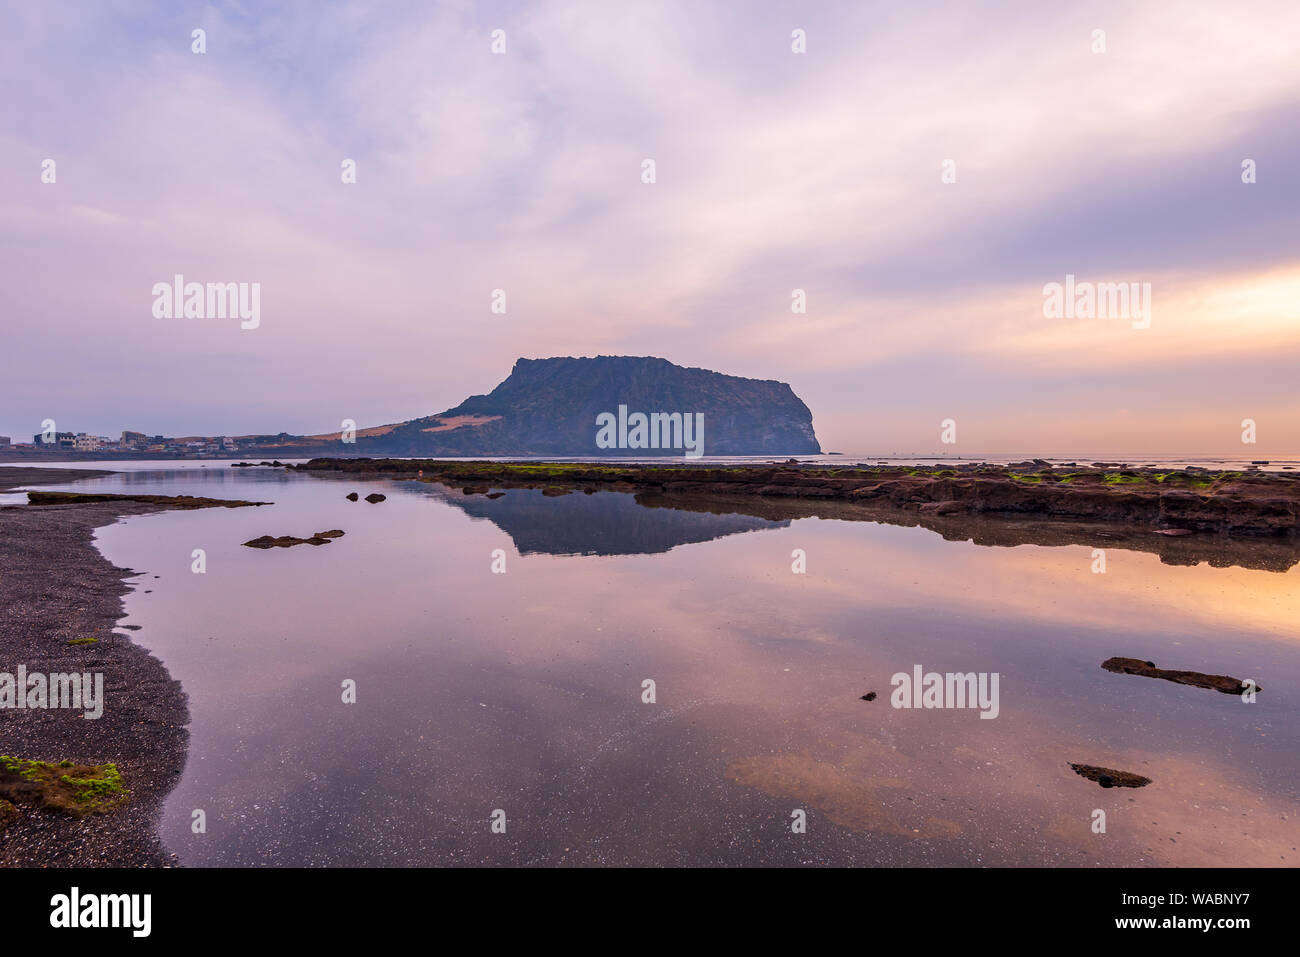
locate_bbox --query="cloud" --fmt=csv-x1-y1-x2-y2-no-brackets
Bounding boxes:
1,0,1297,454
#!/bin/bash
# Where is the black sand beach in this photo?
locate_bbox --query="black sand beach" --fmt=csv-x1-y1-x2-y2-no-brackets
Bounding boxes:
0,468,188,866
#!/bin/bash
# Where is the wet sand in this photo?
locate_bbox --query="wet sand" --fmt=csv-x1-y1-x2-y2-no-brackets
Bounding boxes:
0,468,188,866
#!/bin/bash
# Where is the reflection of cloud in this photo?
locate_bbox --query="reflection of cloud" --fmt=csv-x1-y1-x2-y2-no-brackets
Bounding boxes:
723,518,1300,645
726,751,962,839
92,471,1297,863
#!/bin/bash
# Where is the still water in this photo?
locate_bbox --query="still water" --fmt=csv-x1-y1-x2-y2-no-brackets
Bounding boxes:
26,466,1300,866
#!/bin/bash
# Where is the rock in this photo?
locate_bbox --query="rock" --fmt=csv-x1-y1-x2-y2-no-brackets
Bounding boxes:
346,492,359,501
541,487,571,497
27,491,270,509
1100,656,1257,695
860,692,877,701
462,486,490,495
327,356,821,456
0,757,130,815
242,530,346,549
364,493,386,503
1069,763,1151,788
292,460,1300,538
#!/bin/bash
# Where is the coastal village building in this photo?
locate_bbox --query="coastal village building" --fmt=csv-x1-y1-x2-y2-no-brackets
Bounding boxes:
73,434,109,451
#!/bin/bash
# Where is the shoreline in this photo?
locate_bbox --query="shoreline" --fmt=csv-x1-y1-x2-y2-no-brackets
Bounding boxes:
297,458,1300,540
0,468,188,866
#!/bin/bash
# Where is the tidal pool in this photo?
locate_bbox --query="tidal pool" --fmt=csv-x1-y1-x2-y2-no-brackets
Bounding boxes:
33,466,1300,866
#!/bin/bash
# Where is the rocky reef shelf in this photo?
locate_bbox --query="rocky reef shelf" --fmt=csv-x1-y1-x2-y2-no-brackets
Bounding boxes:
295,459,1300,539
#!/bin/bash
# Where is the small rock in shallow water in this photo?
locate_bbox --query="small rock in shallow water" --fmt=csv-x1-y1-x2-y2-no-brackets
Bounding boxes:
1101,656,1257,695
1069,763,1151,788
364,493,386,503
242,530,345,549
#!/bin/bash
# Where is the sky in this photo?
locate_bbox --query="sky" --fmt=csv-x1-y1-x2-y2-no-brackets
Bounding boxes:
2,0,1298,456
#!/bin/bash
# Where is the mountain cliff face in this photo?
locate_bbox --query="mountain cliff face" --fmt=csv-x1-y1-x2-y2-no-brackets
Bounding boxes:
354,356,820,456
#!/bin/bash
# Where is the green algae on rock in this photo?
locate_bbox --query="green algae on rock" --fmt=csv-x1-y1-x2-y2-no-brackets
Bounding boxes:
0,755,129,816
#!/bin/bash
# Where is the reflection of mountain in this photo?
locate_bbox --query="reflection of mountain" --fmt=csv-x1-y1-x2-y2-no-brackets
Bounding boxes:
631,492,1300,573
421,485,788,556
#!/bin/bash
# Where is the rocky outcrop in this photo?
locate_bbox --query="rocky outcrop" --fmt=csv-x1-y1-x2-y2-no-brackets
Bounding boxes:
349,356,821,456
27,491,270,509
242,530,345,549
1069,764,1152,788
1101,657,1258,695
294,460,1300,539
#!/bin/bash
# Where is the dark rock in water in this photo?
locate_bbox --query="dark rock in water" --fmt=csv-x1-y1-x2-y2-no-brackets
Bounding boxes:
1070,763,1151,788
860,692,877,701
243,530,345,549
541,487,571,497
346,492,359,501
486,492,505,499
462,486,490,495
27,491,269,509
1101,656,1257,695
364,493,386,503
